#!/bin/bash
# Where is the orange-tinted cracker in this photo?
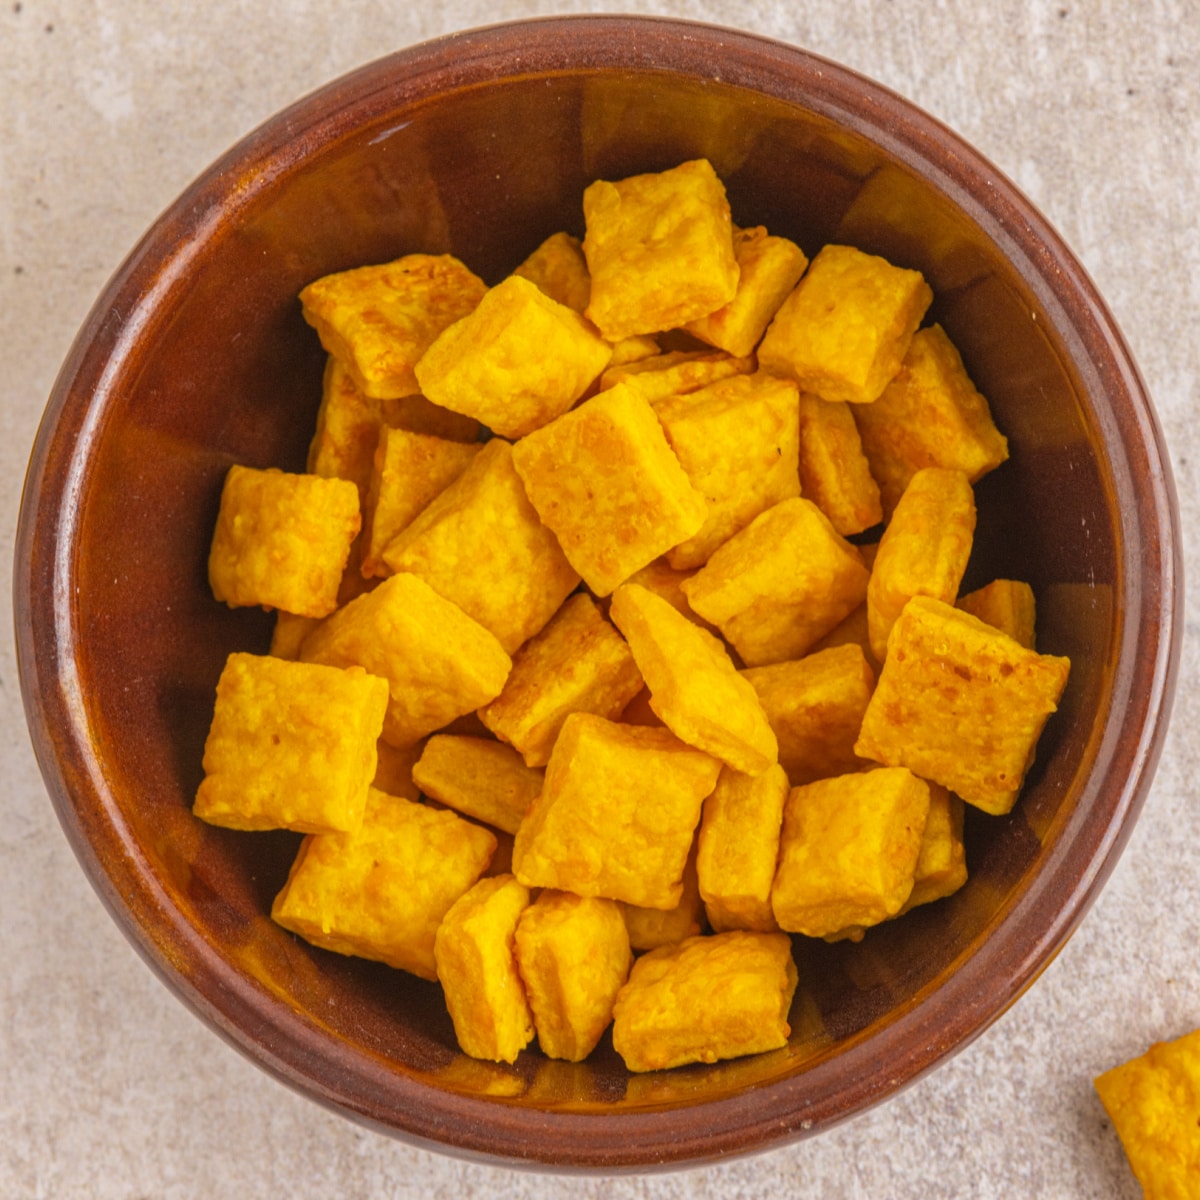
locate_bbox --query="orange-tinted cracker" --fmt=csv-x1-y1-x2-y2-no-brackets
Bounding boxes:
478,593,643,768
741,644,876,787
771,768,931,938
598,349,755,405
900,784,967,913
434,875,535,1063
1094,1028,1200,1200
957,578,1037,650
758,243,932,404
623,841,704,950
681,497,870,667
867,466,976,662
414,274,611,439
853,323,1009,517
609,583,777,776
512,231,591,313
300,572,511,747
617,686,664,728
412,735,544,835
269,611,319,661
684,225,809,357
514,890,632,1062
359,427,480,578
511,383,707,596
208,465,360,618
582,158,739,341
656,372,802,570
271,787,496,980
697,763,789,933
855,596,1071,814
382,439,580,654
795,392,883,536
307,357,478,504
512,713,721,909
611,931,796,1072
194,653,388,834
300,253,487,400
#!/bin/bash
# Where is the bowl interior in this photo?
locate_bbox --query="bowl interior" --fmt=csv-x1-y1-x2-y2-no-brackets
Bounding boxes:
17,18,1176,1169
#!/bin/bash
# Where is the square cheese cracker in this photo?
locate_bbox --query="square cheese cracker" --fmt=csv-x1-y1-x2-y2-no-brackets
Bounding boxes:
382,438,580,654
434,875,535,1063
272,787,496,980
512,713,721,909
514,890,631,1062
582,158,739,341
414,274,611,439
300,572,511,747
511,382,707,596
194,652,388,834
611,930,797,1072
855,596,1070,814
300,253,487,400
208,465,360,619
682,497,870,667
478,593,644,768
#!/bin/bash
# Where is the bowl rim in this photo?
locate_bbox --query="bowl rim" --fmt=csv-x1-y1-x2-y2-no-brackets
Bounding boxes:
13,13,1183,1172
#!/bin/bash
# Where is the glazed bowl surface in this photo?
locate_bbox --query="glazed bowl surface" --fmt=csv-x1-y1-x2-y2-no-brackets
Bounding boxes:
14,15,1180,1171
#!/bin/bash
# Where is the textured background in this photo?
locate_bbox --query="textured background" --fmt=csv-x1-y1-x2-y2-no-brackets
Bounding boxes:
2,2,1196,1196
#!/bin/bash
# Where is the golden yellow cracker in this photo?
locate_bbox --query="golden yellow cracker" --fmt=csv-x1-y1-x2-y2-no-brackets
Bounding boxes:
771,768,931,938
611,931,796,1072
796,391,883,536
514,890,632,1062
655,372,802,570
511,382,707,596
512,713,721,909
741,644,876,787
622,841,704,951
681,497,870,666
957,578,1037,650
867,466,976,662
208,465,360,618
434,875,535,1064
300,572,511,747
853,323,1009,517
855,596,1070,814
300,253,486,400
583,158,739,341
512,231,591,313
617,686,664,728
412,735,544,835
900,784,967,913
359,427,480,578
684,225,809,357
696,763,789,933
598,349,755,404
758,243,932,404
609,582,777,776
415,275,612,439
478,593,644,768
1094,1028,1200,1199
382,439,580,654
194,653,388,834
271,787,496,979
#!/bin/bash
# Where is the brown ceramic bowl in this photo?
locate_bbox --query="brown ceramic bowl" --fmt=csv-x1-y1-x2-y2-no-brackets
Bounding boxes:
14,15,1181,1172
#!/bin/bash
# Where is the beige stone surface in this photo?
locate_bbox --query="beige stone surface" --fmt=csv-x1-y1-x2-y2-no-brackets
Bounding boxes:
2,2,1196,1196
